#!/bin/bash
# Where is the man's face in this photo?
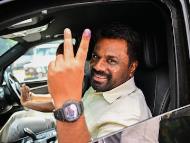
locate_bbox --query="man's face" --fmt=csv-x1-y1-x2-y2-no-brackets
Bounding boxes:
90,38,137,92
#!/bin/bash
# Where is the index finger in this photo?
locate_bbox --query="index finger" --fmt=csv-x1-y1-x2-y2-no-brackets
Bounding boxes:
76,29,91,65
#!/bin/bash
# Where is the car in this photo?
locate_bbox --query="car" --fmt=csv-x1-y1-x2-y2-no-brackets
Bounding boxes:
0,0,189,142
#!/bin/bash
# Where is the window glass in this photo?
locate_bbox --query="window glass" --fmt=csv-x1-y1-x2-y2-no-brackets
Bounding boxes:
10,40,63,82
0,38,18,56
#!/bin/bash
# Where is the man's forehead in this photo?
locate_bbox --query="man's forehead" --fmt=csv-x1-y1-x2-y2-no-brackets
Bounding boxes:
95,38,127,49
93,42,128,57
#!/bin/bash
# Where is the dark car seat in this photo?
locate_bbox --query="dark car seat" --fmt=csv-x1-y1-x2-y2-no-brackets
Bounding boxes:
134,33,170,116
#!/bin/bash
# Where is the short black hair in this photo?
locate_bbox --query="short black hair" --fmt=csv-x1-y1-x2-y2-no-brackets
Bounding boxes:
56,43,77,56
56,43,63,55
95,24,141,65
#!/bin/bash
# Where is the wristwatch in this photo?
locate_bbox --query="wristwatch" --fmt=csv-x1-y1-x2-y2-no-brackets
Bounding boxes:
53,100,84,122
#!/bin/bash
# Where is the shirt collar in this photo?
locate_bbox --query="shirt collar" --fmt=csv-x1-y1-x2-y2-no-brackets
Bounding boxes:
93,77,137,104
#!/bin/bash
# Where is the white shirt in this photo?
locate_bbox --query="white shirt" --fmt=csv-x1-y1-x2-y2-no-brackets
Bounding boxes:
83,77,152,138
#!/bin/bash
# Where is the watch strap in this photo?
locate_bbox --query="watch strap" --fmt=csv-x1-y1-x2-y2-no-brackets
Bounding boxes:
53,108,65,121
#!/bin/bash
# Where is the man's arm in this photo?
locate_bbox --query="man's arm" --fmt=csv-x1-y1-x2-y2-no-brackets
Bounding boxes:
20,84,54,112
48,28,91,143
22,100,54,112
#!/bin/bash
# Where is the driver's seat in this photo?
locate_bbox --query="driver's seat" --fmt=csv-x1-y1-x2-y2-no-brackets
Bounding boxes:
134,33,170,116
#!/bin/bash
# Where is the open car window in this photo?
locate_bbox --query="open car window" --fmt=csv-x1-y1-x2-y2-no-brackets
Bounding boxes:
0,0,189,142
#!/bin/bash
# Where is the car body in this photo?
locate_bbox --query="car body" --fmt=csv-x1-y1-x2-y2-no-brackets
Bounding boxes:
0,0,189,142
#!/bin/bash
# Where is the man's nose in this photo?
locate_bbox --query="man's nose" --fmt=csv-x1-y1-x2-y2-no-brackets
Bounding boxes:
93,59,106,71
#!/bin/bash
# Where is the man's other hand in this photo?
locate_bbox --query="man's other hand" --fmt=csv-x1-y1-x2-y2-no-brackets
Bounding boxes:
20,84,32,106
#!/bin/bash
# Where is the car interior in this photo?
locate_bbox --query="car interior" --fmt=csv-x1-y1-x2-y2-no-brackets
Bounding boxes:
0,0,189,142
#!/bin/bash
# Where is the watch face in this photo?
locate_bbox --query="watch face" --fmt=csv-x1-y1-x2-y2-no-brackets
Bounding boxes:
64,104,79,121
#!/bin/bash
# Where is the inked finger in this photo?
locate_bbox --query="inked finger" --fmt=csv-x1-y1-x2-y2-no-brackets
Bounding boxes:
76,29,91,65
64,28,74,60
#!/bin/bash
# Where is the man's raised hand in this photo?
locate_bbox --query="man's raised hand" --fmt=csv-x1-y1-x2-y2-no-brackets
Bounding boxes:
48,28,91,108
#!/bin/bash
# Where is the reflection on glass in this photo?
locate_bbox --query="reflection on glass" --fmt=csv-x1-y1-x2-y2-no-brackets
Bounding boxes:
159,107,190,143
94,104,190,143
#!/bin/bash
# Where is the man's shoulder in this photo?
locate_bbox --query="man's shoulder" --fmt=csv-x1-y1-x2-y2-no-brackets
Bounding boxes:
121,86,144,100
113,87,148,112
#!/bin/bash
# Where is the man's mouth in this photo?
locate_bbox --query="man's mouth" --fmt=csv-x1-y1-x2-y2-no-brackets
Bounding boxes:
92,73,107,83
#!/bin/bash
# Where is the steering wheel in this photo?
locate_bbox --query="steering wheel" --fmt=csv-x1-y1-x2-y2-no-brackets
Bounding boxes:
4,71,21,105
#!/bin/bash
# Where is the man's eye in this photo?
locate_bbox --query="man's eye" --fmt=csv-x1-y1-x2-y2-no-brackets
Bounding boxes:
107,59,117,65
92,54,98,59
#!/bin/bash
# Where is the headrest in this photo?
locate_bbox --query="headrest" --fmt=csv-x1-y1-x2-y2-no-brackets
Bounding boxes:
139,33,167,69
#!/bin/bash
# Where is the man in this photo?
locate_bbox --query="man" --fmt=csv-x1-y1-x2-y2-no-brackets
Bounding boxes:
82,24,152,138
0,24,152,142
49,24,152,143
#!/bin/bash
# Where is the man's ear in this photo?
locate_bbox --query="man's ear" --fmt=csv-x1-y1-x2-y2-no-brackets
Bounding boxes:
129,60,138,78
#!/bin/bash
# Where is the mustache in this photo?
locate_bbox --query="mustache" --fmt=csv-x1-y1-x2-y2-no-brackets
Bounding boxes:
91,68,112,79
